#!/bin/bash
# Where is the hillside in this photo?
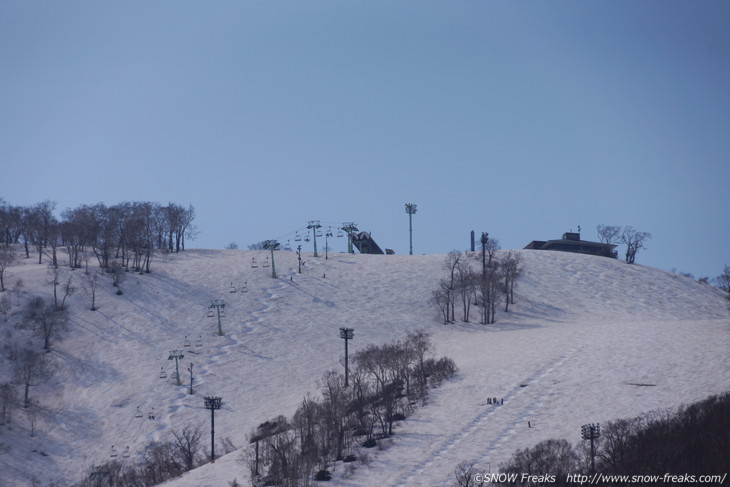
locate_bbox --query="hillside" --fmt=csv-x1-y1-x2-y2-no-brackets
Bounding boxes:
0,249,728,487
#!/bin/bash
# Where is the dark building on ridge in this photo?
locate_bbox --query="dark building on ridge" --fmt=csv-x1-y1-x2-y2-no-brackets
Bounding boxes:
524,232,617,258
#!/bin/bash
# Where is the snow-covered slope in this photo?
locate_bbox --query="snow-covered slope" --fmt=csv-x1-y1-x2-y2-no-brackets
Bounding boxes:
1,249,728,487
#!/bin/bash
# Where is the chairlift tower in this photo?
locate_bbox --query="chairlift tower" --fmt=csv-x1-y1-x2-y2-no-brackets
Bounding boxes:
168,350,185,386
204,396,223,463
307,221,321,257
263,240,277,278
405,203,417,255
581,423,601,473
209,299,226,336
341,222,358,254
339,327,354,386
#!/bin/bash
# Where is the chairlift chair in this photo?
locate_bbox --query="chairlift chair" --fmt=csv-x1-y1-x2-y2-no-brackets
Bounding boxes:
251,258,258,268
195,335,203,347
337,229,344,237
263,257,270,268
135,406,143,418
304,235,311,242
220,309,226,318
183,335,191,347
122,446,130,458
241,281,248,292
207,309,215,318
159,367,167,379
229,282,237,293
110,446,118,458
294,232,302,242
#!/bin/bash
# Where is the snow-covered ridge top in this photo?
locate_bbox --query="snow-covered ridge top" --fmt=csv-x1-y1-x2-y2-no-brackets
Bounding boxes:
1,248,727,487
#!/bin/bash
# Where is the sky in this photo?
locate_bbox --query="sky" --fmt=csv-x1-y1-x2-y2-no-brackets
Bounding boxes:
1,1,728,279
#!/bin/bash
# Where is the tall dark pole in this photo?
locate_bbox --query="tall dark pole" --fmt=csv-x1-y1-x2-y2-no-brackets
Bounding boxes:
581,423,601,474
481,232,489,276
204,396,222,463
339,327,354,386
297,245,302,273
405,203,417,255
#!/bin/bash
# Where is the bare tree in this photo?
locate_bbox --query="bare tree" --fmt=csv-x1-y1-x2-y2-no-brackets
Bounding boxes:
456,258,477,322
0,382,16,425
0,294,10,321
13,348,53,408
485,238,500,268
442,251,464,323
452,460,485,487
501,251,523,312
479,263,502,325
49,267,74,311
85,269,100,311
26,399,41,437
26,297,69,352
0,246,17,292
621,227,652,264
596,224,622,246
714,264,730,293
108,260,126,294
172,423,204,471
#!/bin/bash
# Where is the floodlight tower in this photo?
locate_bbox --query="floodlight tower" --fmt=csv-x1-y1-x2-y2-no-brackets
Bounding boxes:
405,203,417,255
168,350,185,386
581,423,601,473
307,221,321,257
204,396,223,463
339,327,354,386
209,299,225,336
324,228,333,260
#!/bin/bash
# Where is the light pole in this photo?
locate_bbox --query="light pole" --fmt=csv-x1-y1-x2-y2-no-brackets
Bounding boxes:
209,299,225,336
481,232,489,276
324,228,333,260
204,396,223,463
307,221,322,257
581,423,601,474
339,327,354,386
297,245,302,274
405,203,417,255
188,363,194,395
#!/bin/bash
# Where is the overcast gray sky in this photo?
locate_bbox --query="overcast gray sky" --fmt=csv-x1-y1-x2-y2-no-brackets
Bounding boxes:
1,1,728,279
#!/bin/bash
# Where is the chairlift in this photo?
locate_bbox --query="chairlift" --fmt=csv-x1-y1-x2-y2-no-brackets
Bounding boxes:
229,282,237,293
195,335,203,347
294,232,302,242
207,309,215,318
219,309,226,318
284,241,292,251
241,281,248,293
251,258,258,268
304,235,311,242
110,445,118,458
337,229,344,237
148,408,155,421
159,367,167,379
183,335,191,347
316,230,323,237
122,446,130,458
263,257,270,268
134,406,143,418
